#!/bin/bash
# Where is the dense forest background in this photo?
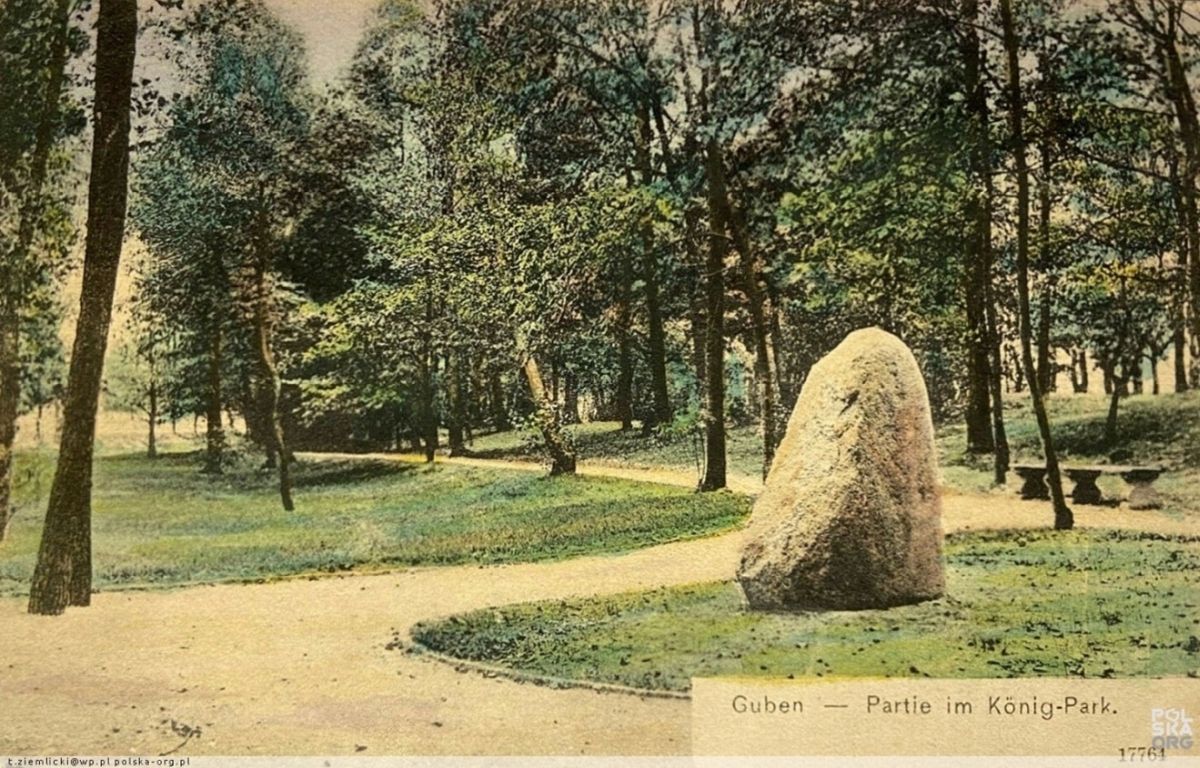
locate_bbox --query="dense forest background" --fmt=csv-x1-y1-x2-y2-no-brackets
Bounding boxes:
4,0,1200,561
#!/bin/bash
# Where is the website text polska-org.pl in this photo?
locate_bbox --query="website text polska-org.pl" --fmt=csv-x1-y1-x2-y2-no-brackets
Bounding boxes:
6,758,190,768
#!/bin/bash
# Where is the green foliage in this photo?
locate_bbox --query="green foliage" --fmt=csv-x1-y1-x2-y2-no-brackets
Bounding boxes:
414,528,1200,691
0,0,79,419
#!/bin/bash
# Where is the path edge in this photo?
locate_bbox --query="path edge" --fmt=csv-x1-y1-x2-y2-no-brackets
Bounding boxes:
403,635,692,701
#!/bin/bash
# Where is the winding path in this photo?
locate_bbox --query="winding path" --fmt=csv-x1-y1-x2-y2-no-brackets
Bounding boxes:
0,455,1191,755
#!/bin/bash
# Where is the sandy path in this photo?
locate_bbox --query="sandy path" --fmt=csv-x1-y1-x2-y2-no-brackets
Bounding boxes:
0,532,739,756
1,455,1192,756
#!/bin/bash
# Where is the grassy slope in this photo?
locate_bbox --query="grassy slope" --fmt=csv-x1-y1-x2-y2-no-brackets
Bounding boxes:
413,529,1200,691
0,451,750,596
471,392,1200,513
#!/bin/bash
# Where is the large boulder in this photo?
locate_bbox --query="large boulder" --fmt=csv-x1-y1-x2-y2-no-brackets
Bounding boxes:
737,327,944,611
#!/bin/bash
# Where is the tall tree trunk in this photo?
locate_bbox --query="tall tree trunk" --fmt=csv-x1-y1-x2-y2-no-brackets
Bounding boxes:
488,370,510,431
699,139,730,492
420,291,438,463
251,260,293,512
985,273,1010,486
1174,324,1188,393
642,232,672,429
1106,371,1126,447
766,281,793,409
0,320,19,543
1035,55,1056,396
1078,348,1089,393
446,353,467,456
146,379,157,460
691,301,707,399
1036,288,1054,392
420,357,437,463
1,0,74,544
521,351,575,475
204,323,224,474
615,248,634,431
999,0,1072,529
28,0,137,615
636,105,672,429
563,370,580,426
727,206,778,478
1163,30,1200,387
963,0,1006,480
243,365,275,469
1169,153,1192,393
964,277,994,453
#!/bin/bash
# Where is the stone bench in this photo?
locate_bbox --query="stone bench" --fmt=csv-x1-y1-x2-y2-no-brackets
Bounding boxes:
1011,463,1165,509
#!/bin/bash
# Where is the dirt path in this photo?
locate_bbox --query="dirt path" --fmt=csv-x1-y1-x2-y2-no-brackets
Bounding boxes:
2,455,1193,756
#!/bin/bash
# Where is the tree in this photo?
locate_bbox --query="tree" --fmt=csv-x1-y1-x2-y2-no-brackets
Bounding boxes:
29,0,138,615
0,0,78,542
135,0,319,509
998,0,1072,530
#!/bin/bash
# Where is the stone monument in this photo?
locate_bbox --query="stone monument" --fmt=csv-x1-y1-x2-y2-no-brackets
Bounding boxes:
737,327,944,610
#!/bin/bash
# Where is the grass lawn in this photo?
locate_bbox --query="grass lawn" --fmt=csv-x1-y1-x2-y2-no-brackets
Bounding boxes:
468,420,767,480
469,391,1200,515
0,451,750,597
412,528,1200,692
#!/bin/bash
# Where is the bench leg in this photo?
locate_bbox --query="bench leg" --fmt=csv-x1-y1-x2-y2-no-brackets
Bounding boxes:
1070,476,1104,505
1018,474,1049,501
1127,482,1162,510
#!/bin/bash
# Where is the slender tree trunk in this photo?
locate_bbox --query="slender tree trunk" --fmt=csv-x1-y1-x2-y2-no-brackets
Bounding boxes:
1168,150,1192,392
699,139,729,492
250,261,293,512
964,282,994,453
636,105,672,429
1000,0,1071,529
690,301,707,399
1078,348,1089,393
563,370,580,426
1,0,73,544
1106,373,1125,447
28,0,138,615
488,370,510,431
446,353,467,456
615,248,634,431
0,318,19,543
642,232,671,429
1151,353,1160,395
767,282,793,408
1036,56,1056,396
727,207,778,478
1174,324,1188,393
521,351,575,475
420,357,437,463
147,380,157,459
204,323,224,474
963,0,1006,481
420,291,438,463
1163,32,1200,387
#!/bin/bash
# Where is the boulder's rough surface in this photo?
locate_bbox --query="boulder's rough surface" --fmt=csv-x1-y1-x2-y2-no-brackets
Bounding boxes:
737,327,944,611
